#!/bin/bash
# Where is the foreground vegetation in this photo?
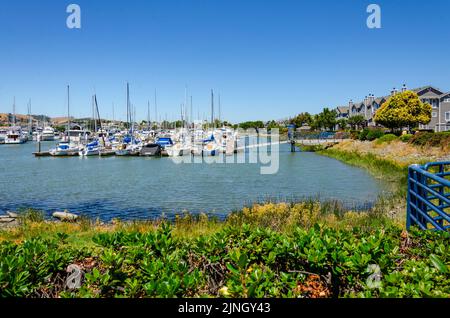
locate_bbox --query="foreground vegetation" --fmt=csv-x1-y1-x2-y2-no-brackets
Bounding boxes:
1,209,449,298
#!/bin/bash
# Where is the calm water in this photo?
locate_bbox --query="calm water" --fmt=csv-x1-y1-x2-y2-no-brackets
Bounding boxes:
0,141,385,221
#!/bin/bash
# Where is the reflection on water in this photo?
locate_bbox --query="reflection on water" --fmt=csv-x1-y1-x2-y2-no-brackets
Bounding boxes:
0,142,385,221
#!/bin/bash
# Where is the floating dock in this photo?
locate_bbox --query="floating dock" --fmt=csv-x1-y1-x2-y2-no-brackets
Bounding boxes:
33,151,51,157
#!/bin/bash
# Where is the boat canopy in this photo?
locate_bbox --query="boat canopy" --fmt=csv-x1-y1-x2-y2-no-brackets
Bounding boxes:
123,136,132,144
156,137,174,146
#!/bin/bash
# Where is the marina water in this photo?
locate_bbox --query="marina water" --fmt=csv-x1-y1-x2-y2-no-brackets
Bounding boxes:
0,142,386,221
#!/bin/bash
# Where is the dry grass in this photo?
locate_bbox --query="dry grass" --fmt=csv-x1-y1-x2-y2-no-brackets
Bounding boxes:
332,140,443,166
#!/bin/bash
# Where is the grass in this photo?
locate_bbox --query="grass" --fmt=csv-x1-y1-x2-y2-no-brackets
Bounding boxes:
296,144,325,152
0,200,398,248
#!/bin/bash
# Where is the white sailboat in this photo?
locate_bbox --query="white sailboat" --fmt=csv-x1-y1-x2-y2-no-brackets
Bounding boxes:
79,140,100,156
50,85,80,156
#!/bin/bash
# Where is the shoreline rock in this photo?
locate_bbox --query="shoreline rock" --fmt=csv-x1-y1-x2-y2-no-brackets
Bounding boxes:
52,211,79,222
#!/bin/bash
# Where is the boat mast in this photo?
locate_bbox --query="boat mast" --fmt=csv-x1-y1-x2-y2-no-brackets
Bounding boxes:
93,95,97,133
67,85,70,143
13,97,16,126
190,96,193,129
126,82,130,133
28,99,32,133
154,89,158,130
147,100,151,131
211,89,214,129
94,94,105,146
184,85,188,128
218,94,221,126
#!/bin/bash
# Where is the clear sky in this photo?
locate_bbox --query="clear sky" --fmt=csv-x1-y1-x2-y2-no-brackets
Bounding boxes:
1,0,449,123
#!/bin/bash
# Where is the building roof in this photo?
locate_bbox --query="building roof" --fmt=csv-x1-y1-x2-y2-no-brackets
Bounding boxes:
335,106,349,114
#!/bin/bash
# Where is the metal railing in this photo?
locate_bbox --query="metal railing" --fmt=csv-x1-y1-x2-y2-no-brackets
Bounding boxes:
294,131,351,141
407,162,450,231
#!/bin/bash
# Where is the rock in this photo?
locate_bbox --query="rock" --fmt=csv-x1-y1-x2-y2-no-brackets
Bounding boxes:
0,217,16,223
6,211,18,218
52,211,79,222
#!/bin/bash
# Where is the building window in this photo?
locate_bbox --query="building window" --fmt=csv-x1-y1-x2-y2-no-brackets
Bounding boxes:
432,112,437,118
445,112,450,122
445,98,450,103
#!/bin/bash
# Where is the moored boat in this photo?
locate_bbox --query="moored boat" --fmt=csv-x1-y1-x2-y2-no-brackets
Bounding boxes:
41,126,55,141
49,141,80,156
4,127,27,144
140,143,161,156
79,140,100,156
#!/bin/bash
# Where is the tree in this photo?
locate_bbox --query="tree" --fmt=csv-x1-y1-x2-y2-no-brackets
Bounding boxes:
374,91,432,130
310,114,322,130
336,118,348,130
291,112,312,127
238,121,265,130
319,108,337,131
347,115,366,130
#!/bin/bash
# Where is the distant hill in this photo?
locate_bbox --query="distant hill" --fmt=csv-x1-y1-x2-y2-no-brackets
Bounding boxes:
0,113,123,127
0,113,51,125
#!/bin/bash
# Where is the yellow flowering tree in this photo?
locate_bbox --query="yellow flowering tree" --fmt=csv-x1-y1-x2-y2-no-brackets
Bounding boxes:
374,91,432,130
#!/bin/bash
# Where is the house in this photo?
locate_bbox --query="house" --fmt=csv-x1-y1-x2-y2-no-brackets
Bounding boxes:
335,84,450,132
335,106,349,118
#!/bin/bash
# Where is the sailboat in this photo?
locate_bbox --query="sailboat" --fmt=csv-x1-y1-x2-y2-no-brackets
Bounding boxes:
80,94,105,157
199,90,221,156
115,83,141,156
79,139,100,156
50,86,80,156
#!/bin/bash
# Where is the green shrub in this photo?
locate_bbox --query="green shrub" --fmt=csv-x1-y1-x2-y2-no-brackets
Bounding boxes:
1,224,450,298
297,144,324,152
399,134,413,143
376,134,397,144
366,129,385,141
19,209,45,223
358,129,370,141
409,132,450,147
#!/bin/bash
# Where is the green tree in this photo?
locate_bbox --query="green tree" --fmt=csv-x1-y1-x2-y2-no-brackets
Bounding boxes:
310,114,322,130
319,108,337,131
374,91,432,131
290,112,312,127
336,118,348,130
238,121,265,130
348,115,366,130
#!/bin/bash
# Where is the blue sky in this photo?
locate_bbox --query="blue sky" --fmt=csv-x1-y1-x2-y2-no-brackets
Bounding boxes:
0,0,449,122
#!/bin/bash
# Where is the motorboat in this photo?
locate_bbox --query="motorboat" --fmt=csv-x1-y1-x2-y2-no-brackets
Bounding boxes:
41,126,55,141
140,143,161,156
115,143,141,156
0,128,7,144
155,137,174,156
4,127,27,144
